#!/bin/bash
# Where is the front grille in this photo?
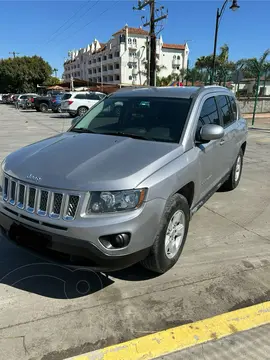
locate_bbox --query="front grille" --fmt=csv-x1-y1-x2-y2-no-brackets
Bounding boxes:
2,175,81,221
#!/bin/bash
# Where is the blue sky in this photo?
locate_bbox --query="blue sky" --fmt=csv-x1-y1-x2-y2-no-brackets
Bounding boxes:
1,1,269,76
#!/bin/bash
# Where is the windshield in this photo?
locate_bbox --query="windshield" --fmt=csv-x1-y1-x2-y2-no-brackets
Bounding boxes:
71,96,191,143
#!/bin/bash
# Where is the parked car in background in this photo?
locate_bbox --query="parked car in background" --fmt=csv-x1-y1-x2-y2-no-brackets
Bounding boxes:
34,92,64,112
15,94,39,108
61,91,106,117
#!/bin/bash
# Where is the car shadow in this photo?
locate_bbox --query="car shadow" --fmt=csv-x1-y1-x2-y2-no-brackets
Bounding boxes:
50,115,71,119
0,236,158,299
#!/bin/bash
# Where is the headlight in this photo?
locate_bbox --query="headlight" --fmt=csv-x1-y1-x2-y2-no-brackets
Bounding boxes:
87,189,147,214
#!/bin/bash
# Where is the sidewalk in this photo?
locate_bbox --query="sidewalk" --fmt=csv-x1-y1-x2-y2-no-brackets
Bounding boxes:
156,324,270,359
243,113,270,129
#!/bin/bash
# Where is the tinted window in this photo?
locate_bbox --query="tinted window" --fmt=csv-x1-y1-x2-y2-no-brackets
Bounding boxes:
62,94,72,100
73,97,191,143
229,96,238,120
86,93,101,100
216,95,234,126
75,94,87,99
198,97,219,129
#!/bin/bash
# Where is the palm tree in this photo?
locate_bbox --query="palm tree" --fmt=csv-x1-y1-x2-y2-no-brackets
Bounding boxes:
52,68,58,77
239,49,270,125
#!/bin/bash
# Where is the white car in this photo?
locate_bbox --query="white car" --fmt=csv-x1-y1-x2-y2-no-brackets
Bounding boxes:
61,92,106,117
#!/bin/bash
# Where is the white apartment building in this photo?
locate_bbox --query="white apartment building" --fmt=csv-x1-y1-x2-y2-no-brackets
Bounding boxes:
63,25,189,86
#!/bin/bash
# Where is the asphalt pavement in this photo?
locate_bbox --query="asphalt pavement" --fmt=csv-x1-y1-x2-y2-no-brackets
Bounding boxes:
0,104,270,360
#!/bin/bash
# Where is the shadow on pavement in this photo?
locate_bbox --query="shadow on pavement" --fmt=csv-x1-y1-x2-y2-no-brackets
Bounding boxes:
0,235,157,299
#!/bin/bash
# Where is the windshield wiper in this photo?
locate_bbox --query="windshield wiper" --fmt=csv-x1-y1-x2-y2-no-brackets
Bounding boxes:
70,128,96,134
99,131,153,141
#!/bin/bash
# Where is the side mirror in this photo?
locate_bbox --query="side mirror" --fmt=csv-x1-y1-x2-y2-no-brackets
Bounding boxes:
199,124,224,142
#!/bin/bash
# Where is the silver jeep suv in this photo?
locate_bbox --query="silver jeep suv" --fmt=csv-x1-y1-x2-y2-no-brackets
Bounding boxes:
0,86,248,273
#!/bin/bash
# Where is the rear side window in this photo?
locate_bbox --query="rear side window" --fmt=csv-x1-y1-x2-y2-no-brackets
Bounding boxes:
198,97,220,128
216,95,234,127
229,96,238,120
62,94,72,100
75,94,87,99
86,93,101,100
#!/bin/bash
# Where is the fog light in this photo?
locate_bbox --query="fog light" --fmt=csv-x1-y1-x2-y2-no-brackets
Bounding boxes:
99,233,130,249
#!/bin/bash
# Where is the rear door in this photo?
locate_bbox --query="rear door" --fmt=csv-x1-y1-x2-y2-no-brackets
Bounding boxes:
215,95,238,178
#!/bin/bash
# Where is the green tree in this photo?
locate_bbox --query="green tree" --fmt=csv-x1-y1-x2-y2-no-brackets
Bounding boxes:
43,76,61,86
195,44,236,85
0,56,52,93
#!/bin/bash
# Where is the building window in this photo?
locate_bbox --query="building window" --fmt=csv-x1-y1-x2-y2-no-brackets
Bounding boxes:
88,60,91,64
109,54,113,59
103,55,107,61
128,38,132,45
93,69,97,74
128,64,132,69
98,68,101,73
88,69,92,74
114,63,120,69
93,59,96,63
129,76,132,80
173,55,176,59
177,56,180,60
177,66,179,70
133,38,137,46
81,56,83,62
104,76,107,82
114,51,120,57
98,57,101,62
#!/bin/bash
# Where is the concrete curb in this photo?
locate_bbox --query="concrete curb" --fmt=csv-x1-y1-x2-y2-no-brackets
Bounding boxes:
65,301,270,360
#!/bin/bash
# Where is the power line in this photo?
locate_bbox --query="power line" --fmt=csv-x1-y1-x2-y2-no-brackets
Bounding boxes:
9,51,20,58
45,0,101,45
59,0,121,43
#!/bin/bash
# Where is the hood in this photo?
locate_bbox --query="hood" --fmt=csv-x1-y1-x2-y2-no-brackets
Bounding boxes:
3,132,183,191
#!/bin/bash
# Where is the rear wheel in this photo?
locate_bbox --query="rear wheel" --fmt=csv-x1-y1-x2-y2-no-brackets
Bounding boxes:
77,106,88,117
220,149,243,191
40,103,48,112
141,193,190,274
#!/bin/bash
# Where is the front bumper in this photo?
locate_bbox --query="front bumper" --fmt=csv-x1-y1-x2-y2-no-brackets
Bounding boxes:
0,197,165,270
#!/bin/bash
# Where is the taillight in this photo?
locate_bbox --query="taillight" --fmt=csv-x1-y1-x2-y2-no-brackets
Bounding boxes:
51,99,56,103
68,100,73,105
31,98,34,102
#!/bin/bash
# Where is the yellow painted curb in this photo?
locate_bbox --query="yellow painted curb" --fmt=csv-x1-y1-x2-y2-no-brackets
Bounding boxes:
66,301,270,360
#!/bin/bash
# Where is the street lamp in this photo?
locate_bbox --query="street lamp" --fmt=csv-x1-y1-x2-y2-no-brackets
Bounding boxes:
210,0,240,85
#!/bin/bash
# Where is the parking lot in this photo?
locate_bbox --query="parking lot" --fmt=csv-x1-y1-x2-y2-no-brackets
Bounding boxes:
0,104,270,360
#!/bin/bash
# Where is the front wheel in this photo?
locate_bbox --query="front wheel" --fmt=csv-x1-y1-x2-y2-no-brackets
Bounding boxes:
141,193,190,274
220,149,243,191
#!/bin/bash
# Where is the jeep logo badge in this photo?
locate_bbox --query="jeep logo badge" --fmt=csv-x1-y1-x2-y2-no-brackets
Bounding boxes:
26,174,42,183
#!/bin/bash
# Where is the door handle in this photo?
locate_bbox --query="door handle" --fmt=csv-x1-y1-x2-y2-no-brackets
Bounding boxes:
220,139,225,145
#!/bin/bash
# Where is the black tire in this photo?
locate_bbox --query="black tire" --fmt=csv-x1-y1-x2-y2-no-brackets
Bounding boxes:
220,149,243,191
57,106,62,113
141,193,190,274
77,106,88,117
40,103,48,112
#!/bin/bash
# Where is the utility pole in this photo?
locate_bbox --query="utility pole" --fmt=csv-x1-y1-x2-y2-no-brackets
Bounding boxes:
9,51,20,58
134,0,168,86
